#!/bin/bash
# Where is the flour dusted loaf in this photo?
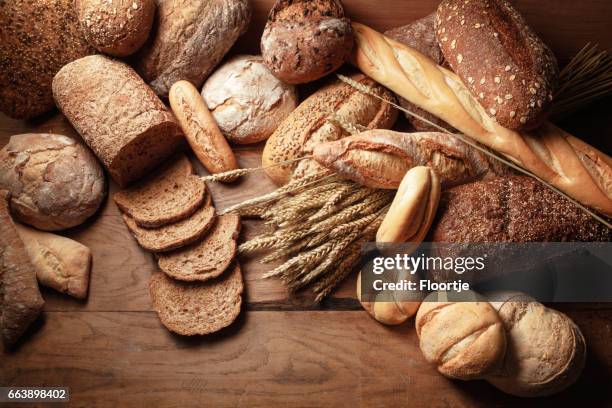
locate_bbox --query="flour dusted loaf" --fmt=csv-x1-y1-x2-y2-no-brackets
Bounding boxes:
53,55,184,187
202,55,298,144
76,0,156,56
262,74,397,185
0,0,93,119
261,0,353,84
0,133,106,231
0,191,45,347
149,263,243,336
134,0,251,98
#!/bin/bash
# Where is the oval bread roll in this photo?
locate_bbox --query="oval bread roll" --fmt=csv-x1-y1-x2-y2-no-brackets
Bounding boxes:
416,292,506,380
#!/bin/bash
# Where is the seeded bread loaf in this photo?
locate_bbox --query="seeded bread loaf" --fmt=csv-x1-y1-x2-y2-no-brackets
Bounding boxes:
0,191,45,347
0,0,93,119
262,74,398,185
134,0,251,98
435,0,559,130
75,0,156,57
157,213,240,281
53,55,184,187
149,263,243,335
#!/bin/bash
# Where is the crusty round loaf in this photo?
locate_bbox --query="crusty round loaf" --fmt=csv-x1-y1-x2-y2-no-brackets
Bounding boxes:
202,55,298,144
134,0,251,98
261,0,353,84
75,0,155,57
435,0,559,130
262,74,397,185
415,292,506,380
486,292,586,397
0,0,93,119
0,134,106,231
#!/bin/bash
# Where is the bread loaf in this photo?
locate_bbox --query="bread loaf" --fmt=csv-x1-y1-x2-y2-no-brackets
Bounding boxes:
76,0,155,56
261,0,353,84
169,81,238,175
0,191,44,347
377,166,440,246
134,0,251,98
415,293,506,380
486,292,586,397
15,223,91,299
313,130,509,189
53,55,184,187
435,0,559,130
0,133,106,231
351,23,612,216
263,74,397,185
0,0,93,119
202,55,298,144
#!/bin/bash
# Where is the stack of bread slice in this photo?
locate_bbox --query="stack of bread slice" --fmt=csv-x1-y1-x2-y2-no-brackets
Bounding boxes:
114,155,243,335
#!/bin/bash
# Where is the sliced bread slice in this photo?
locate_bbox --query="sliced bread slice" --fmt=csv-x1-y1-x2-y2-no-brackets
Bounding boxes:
157,213,240,281
149,263,243,336
114,154,206,228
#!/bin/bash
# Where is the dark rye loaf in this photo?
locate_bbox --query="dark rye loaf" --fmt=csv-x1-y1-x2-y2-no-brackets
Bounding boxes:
0,191,44,347
435,0,559,130
52,55,185,187
0,0,94,119
149,263,243,336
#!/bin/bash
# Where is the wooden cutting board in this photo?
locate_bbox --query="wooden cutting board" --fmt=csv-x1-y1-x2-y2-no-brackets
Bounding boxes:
2,0,612,406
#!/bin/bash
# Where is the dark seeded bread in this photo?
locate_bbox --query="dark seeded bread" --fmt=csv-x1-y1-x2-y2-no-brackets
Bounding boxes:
149,263,243,336
0,191,45,347
435,0,559,130
157,213,241,282
114,155,206,228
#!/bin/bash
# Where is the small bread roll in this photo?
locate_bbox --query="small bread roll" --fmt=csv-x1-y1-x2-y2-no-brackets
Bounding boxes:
377,166,440,247
415,291,506,380
486,292,586,397
202,55,298,144
76,0,155,57
0,134,106,231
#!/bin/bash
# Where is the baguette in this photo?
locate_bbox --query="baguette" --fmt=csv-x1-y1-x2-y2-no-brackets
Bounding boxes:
169,81,238,176
313,130,509,189
351,23,612,217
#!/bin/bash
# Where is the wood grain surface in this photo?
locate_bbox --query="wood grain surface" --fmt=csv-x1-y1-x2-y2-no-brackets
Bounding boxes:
1,0,612,406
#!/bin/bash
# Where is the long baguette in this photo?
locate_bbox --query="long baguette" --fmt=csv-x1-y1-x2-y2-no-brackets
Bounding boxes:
351,22,612,217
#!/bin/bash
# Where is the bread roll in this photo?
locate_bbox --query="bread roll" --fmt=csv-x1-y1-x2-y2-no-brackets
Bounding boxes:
261,0,353,84
202,55,298,144
0,0,93,119
0,134,106,231
53,55,184,187
415,292,506,380
76,0,155,56
15,223,91,299
262,74,397,185
134,0,251,98
486,292,586,397
435,0,559,130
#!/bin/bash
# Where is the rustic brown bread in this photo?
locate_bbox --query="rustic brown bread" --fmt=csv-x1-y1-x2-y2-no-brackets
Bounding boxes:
75,0,156,57
0,133,106,231
53,55,184,187
430,176,611,242
262,74,397,185
0,191,45,347
261,0,353,84
435,0,559,130
114,155,206,228
134,0,251,98
0,0,93,119
149,263,243,336
157,213,240,282
123,197,215,252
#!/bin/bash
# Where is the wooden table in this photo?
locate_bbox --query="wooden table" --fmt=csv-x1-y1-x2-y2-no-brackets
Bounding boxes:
2,1,612,406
